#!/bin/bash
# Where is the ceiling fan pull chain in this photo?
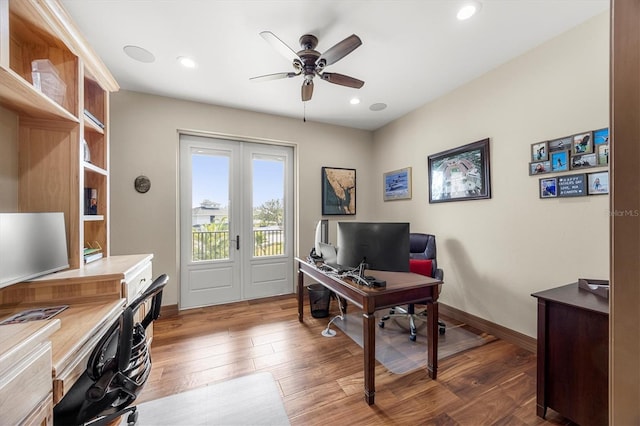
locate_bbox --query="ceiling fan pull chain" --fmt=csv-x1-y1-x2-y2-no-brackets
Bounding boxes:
303,102,306,122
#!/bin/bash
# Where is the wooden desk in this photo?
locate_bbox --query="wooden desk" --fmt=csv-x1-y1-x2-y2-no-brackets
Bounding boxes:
0,254,153,423
532,283,608,426
296,258,442,405
48,299,125,402
0,320,60,426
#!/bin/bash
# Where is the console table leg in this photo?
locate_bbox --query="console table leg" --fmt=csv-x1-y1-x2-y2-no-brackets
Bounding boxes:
427,301,438,379
363,312,376,405
297,269,304,323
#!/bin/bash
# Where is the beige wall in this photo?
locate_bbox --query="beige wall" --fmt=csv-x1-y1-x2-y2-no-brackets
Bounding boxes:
371,12,610,337
109,92,372,305
0,106,18,212
0,11,609,339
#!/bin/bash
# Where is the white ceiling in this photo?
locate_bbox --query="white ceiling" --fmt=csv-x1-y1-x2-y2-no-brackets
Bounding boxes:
61,0,609,131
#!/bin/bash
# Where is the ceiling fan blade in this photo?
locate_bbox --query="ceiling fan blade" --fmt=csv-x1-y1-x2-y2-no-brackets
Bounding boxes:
260,31,300,63
301,80,314,102
317,34,362,66
250,72,299,82
320,72,364,88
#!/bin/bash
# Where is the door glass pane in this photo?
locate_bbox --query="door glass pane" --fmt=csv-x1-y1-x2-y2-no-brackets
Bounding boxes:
191,151,230,261
252,155,285,257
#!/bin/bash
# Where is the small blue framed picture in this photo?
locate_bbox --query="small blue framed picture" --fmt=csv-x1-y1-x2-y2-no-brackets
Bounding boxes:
540,177,557,198
551,150,569,172
593,128,609,147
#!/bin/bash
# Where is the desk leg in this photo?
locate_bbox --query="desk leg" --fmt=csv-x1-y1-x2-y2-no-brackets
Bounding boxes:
363,312,376,405
297,269,304,323
427,301,438,379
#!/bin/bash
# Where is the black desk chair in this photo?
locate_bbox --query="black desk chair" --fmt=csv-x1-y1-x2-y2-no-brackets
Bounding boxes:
378,233,445,341
53,274,169,426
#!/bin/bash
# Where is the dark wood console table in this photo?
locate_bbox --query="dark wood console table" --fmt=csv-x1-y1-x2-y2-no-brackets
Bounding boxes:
296,257,442,405
532,283,609,426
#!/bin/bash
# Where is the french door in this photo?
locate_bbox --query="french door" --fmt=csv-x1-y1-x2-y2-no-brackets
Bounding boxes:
179,134,294,309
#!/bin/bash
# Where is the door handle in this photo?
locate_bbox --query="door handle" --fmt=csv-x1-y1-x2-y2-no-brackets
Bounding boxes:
236,235,240,250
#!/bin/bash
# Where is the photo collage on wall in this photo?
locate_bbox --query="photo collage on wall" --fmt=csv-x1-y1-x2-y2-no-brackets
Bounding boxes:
530,128,609,199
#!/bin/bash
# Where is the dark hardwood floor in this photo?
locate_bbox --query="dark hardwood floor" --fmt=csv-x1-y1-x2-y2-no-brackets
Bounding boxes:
143,294,573,425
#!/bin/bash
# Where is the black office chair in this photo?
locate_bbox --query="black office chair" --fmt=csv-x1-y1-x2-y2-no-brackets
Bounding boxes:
378,233,445,341
53,274,169,426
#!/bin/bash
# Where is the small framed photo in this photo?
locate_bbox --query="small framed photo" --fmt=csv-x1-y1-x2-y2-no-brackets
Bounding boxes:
597,144,609,166
383,167,412,201
539,177,557,198
571,152,597,169
529,160,551,175
548,136,572,152
587,171,609,195
550,150,570,172
531,141,548,162
321,167,356,215
593,128,609,147
572,131,593,155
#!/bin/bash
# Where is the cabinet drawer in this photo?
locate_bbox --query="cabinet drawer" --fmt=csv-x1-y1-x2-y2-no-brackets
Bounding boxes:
124,261,152,303
0,342,52,426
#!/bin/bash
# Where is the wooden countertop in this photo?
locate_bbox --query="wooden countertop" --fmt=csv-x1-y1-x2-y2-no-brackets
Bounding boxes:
29,254,153,284
48,299,125,376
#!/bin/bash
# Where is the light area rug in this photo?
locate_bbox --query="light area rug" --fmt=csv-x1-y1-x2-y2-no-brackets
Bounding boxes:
121,372,290,426
333,308,496,374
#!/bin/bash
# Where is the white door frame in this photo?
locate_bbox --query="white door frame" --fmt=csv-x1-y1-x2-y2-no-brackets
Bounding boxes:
178,131,297,310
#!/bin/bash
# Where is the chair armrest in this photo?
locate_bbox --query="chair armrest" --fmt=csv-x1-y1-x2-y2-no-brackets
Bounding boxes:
434,268,444,282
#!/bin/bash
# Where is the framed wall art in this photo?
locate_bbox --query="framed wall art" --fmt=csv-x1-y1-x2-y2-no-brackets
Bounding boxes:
587,171,609,195
529,160,551,175
539,177,558,198
550,150,570,172
571,152,597,169
428,138,491,203
593,128,609,147
383,167,412,201
597,144,609,165
531,141,548,162
558,173,587,197
572,131,593,155
548,136,572,152
321,167,356,215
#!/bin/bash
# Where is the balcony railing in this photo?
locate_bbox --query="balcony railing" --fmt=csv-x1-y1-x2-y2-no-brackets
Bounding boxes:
192,229,284,261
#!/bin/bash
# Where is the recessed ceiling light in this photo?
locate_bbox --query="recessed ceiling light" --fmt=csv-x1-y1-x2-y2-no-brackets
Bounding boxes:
178,56,197,68
123,45,155,63
457,1,482,20
350,98,361,105
370,103,387,111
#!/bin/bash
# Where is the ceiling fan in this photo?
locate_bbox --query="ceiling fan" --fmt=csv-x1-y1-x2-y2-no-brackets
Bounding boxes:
250,31,364,102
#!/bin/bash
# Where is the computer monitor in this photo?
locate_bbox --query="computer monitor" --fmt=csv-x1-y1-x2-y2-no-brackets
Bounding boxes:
0,212,69,289
336,222,410,272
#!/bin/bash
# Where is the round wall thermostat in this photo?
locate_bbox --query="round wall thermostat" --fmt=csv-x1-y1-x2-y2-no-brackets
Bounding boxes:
134,175,151,193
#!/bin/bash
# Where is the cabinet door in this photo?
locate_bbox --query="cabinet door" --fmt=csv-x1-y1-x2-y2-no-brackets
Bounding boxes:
545,302,608,425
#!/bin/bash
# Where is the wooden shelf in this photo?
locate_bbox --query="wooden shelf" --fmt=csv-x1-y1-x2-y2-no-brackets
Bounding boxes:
83,215,104,222
0,66,79,122
83,161,107,176
83,115,104,134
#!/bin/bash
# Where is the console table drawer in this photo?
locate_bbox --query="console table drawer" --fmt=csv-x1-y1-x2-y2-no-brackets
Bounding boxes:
0,342,52,425
124,261,152,303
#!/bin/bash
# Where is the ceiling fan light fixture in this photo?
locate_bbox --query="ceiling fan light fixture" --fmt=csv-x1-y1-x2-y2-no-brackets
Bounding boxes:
457,1,482,20
177,56,197,68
